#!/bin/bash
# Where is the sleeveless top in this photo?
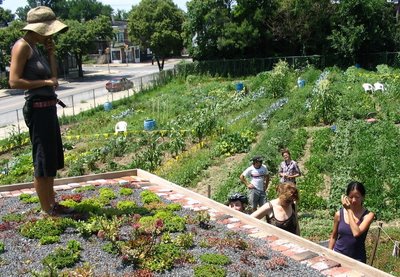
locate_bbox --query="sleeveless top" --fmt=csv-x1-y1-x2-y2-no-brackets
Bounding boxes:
21,39,57,101
333,208,370,263
266,202,297,234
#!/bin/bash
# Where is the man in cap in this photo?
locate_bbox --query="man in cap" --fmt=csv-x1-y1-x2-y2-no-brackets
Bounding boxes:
240,156,270,212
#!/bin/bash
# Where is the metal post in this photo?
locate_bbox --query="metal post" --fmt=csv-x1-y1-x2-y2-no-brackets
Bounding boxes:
207,185,211,198
369,221,383,266
93,89,96,108
71,95,75,116
16,109,21,135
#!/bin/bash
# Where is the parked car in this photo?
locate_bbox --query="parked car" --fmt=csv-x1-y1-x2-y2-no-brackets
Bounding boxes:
105,77,133,92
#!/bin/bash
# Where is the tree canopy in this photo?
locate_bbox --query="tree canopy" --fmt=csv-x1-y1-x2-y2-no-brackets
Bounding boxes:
57,15,113,77
127,0,184,71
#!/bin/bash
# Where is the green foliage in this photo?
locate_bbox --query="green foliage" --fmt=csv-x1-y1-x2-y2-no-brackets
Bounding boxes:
40,236,61,245
265,60,291,98
119,187,133,196
99,187,117,201
140,190,161,204
19,193,39,204
199,253,231,265
2,213,24,223
166,203,182,211
214,130,255,157
173,233,194,249
102,241,119,255
128,0,184,71
116,200,136,213
74,185,96,193
20,217,76,240
0,241,4,254
310,71,337,124
194,264,227,277
42,240,81,269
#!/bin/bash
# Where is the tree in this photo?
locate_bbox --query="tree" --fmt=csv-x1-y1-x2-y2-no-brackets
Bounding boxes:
56,15,113,77
15,0,112,21
58,0,112,21
268,0,333,55
328,0,393,65
128,0,184,71
0,20,24,71
183,0,231,60
0,7,15,26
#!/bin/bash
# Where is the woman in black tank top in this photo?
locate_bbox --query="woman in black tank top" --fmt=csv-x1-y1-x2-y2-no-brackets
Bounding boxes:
251,182,300,235
9,6,68,216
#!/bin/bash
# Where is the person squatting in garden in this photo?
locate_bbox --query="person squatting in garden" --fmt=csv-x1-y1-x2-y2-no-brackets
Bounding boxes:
9,6,69,215
240,156,270,212
251,182,300,235
328,181,375,263
227,192,248,213
279,149,301,184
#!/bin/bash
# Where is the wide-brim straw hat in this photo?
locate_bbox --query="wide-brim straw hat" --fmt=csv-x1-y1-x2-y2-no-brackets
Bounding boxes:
22,6,68,36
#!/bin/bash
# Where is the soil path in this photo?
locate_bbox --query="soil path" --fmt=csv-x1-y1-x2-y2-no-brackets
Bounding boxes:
191,153,247,197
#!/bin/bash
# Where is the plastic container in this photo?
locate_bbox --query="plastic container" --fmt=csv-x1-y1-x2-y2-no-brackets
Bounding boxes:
103,102,112,111
297,78,305,88
144,119,156,131
235,82,244,91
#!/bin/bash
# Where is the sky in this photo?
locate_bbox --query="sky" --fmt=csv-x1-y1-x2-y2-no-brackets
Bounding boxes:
2,0,188,14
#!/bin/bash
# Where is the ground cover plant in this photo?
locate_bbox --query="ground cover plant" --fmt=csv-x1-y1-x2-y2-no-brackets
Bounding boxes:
0,183,324,276
0,61,399,274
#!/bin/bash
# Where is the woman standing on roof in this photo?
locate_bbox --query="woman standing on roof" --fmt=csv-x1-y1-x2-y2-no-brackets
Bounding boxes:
9,6,68,215
328,181,375,263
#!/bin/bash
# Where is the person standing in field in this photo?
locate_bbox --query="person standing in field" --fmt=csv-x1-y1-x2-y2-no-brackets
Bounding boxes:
279,149,301,184
328,181,375,263
240,156,270,212
9,6,69,216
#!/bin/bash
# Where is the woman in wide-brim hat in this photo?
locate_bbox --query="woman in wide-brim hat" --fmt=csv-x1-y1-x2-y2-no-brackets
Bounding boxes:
9,6,69,216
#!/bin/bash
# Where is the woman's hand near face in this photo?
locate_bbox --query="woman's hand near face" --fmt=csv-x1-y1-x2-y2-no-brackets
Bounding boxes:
44,37,55,53
341,195,351,210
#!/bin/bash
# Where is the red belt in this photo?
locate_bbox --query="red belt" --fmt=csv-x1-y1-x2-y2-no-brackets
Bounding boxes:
32,99,66,108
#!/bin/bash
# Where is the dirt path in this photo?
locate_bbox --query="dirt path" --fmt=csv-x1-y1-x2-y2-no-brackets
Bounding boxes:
300,126,332,199
191,153,247,197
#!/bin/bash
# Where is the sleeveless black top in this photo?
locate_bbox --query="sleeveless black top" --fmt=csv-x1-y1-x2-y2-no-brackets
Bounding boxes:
266,202,297,234
21,39,56,101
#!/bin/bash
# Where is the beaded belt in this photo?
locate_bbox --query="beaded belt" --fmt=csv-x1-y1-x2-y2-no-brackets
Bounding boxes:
32,99,66,108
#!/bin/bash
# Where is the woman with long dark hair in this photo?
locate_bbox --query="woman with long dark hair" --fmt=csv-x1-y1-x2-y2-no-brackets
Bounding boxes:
328,181,375,263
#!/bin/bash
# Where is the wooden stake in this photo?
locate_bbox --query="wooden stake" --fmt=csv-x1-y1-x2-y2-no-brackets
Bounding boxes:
370,221,383,266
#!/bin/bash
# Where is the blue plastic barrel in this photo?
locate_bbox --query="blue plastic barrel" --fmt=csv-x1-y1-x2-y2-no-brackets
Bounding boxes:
235,82,244,91
297,78,305,88
103,102,112,111
144,119,156,131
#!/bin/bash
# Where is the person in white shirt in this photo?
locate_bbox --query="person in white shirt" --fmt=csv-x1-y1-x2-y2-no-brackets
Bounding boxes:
240,156,270,212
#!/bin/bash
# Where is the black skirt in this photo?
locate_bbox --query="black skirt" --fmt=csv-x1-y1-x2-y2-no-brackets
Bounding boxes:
24,102,64,177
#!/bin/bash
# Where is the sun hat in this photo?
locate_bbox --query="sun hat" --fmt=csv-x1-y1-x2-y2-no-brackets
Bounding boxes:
22,6,68,36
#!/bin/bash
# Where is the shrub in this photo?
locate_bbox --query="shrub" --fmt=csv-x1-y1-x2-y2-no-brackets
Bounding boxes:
40,235,61,245
194,264,227,277
199,253,231,265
